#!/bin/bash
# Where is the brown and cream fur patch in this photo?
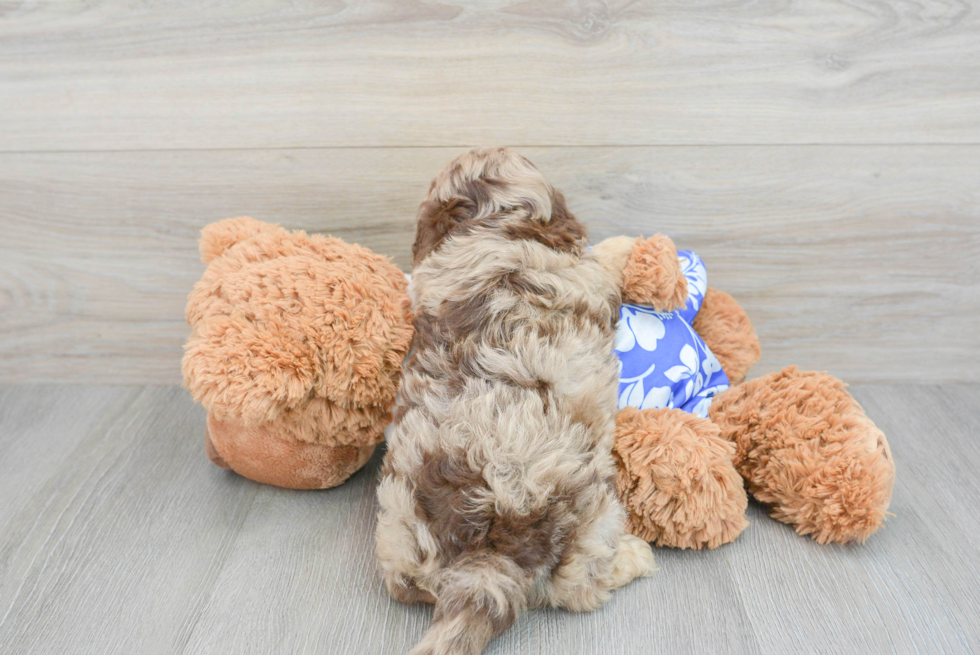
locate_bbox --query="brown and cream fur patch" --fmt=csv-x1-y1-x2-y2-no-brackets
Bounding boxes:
375,148,654,655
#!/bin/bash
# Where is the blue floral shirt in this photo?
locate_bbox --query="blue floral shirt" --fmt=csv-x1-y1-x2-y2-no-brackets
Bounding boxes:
615,251,729,418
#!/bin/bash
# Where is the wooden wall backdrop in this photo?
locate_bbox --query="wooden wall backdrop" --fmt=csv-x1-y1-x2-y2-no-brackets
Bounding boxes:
1,1,978,384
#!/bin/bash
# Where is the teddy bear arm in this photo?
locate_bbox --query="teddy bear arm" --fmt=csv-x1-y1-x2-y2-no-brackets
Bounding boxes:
691,287,761,386
621,234,689,312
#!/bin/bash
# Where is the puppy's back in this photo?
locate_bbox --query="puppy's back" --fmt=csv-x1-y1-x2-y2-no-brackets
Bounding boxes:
377,148,627,655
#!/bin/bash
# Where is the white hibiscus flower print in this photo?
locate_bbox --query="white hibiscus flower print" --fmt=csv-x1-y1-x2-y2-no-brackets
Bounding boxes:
641,384,674,410
678,255,707,295
690,384,729,418
619,375,646,408
663,344,704,408
614,250,731,418
615,306,666,353
677,252,708,312
702,349,722,376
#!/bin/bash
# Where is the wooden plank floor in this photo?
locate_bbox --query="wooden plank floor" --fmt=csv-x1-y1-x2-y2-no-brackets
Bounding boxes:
1,384,977,654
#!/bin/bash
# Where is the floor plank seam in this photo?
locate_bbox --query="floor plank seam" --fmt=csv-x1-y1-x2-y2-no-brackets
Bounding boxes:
3,143,980,156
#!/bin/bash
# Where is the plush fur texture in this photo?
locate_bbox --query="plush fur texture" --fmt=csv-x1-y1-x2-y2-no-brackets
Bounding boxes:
710,366,896,544
621,234,689,312
613,407,749,549
611,255,759,550
183,217,414,489
611,286,894,547
692,287,762,386
376,148,654,655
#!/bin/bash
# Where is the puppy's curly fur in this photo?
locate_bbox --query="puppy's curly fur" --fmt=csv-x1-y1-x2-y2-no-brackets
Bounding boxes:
376,149,654,655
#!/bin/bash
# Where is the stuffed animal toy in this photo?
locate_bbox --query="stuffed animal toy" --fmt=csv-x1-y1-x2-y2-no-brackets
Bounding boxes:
183,211,894,545
610,235,896,547
182,217,413,489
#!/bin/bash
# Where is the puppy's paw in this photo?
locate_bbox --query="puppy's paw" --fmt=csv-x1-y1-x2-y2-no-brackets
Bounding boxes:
611,534,656,588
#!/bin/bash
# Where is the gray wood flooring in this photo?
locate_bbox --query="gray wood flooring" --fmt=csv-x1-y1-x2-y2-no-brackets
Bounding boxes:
1,383,977,654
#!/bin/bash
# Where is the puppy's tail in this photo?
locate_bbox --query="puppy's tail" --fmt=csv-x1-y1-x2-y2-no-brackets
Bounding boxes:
410,551,529,655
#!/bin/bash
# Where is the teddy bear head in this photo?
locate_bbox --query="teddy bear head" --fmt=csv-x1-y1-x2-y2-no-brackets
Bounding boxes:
183,216,414,488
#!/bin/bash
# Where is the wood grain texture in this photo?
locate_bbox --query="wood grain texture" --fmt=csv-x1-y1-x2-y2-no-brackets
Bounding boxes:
2,146,978,384
0,384,977,653
2,3,976,649
725,384,980,654
0,385,260,654
1,1,979,150
0,385,133,542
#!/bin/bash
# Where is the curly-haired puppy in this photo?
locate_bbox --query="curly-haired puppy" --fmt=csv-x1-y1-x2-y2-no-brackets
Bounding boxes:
375,148,654,655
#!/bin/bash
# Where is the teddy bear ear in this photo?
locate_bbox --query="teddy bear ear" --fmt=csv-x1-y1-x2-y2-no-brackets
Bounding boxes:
199,216,283,264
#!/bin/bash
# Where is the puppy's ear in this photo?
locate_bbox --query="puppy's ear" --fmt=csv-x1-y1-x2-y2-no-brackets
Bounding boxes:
501,189,587,254
411,197,478,266
549,190,578,226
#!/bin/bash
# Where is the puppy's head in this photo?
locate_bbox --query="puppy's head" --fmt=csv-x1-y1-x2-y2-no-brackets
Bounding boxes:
412,148,586,266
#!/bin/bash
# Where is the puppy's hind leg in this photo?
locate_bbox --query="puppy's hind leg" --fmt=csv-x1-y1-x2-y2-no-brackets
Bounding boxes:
376,475,438,605
609,533,655,589
544,495,654,612
386,573,436,605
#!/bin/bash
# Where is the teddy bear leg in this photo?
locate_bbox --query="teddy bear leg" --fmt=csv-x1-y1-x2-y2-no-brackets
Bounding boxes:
692,287,761,386
612,407,748,550
709,366,895,544
206,414,377,490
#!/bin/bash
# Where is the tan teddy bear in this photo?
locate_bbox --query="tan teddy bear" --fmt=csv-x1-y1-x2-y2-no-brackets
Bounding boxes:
611,236,895,547
182,217,413,489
